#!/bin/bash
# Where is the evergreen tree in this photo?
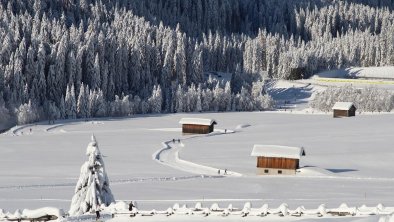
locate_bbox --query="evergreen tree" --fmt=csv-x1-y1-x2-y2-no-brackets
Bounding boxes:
175,85,184,113
69,135,115,216
92,54,101,90
148,85,163,113
77,84,89,118
65,84,77,119
174,25,187,85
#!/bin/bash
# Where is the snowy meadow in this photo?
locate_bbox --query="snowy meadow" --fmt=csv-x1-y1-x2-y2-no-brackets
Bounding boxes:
1,112,394,221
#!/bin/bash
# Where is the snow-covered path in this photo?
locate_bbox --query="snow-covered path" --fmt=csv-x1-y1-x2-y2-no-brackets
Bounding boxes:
154,130,242,177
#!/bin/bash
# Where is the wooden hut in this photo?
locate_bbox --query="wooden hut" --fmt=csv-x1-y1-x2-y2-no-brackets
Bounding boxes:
251,145,305,175
179,118,217,134
332,102,356,118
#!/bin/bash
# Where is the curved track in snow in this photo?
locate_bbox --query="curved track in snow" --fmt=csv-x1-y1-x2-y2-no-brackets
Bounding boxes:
45,124,66,133
154,129,242,177
0,175,223,191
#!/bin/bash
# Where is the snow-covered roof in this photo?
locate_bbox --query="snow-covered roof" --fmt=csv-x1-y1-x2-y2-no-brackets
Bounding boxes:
179,118,217,126
251,145,305,159
332,102,356,110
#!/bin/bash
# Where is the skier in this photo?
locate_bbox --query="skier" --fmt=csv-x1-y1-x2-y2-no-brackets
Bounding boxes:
95,210,100,220
218,169,220,175
129,201,134,211
224,169,227,175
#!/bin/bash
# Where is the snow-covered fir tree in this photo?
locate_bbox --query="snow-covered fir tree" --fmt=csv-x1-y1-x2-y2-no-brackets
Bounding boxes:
77,84,89,119
69,135,115,216
65,84,77,119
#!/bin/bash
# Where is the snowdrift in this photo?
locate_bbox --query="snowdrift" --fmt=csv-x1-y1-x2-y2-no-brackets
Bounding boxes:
0,207,65,221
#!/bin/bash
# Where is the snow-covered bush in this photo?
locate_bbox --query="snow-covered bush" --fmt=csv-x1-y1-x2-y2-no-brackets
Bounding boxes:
69,135,115,216
15,100,38,125
310,86,394,112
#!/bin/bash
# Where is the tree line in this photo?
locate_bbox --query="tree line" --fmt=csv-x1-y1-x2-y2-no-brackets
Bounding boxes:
1,0,394,124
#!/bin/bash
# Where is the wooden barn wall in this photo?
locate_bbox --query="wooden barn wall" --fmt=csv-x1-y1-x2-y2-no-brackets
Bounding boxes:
182,124,213,134
333,109,349,117
348,107,356,116
257,157,299,169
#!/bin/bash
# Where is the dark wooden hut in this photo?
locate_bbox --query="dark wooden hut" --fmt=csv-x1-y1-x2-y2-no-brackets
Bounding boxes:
251,145,305,175
332,102,357,118
179,118,217,134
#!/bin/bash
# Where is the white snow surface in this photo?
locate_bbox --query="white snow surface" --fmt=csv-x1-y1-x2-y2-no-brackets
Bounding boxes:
332,102,356,110
179,118,216,126
314,67,394,79
22,207,65,218
1,112,394,221
250,145,305,159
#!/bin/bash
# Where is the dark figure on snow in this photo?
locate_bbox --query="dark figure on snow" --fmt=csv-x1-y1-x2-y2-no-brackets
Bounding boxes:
224,169,227,175
218,169,220,175
172,139,175,143
178,139,180,143
129,201,135,211
95,210,100,220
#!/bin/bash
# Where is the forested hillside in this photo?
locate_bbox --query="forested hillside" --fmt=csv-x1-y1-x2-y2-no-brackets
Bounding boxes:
1,0,394,124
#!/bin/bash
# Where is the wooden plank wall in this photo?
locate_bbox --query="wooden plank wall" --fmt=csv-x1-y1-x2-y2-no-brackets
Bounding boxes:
333,109,349,117
257,157,299,169
182,124,212,134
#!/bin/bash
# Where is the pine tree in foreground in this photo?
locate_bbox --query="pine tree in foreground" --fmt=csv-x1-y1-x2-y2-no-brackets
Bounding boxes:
69,135,115,216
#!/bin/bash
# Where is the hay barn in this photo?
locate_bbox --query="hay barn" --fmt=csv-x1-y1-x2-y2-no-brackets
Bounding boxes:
332,102,356,118
251,145,305,175
179,118,217,134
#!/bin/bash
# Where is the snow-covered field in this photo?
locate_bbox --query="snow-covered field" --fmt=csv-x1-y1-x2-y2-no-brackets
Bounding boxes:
314,67,394,80
307,66,394,90
1,112,394,221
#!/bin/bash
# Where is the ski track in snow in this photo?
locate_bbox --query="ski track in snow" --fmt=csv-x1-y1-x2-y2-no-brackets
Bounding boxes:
0,176,223,191
31,121,142,134
2,172,393,192
45,124,66,133
153,129,242,177
6,124,35,136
